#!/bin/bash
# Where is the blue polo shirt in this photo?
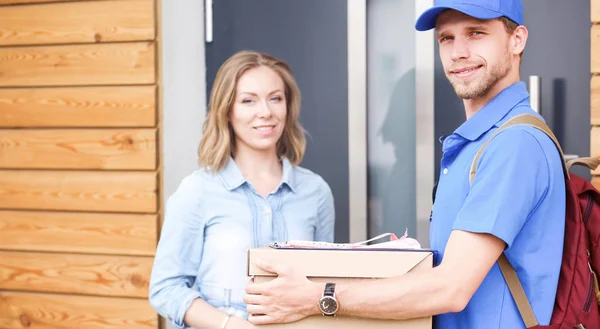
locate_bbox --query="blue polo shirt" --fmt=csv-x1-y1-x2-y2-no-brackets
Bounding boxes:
430,82,566,329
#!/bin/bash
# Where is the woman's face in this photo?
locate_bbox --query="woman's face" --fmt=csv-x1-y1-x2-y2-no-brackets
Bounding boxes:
229,65,287,155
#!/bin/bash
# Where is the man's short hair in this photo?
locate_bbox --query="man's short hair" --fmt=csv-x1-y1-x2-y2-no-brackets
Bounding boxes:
499,16,519,34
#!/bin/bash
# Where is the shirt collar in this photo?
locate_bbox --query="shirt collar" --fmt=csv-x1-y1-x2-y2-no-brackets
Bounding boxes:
280,157,297,192
454,82,530,141
219,157,246,190
219,156,297,192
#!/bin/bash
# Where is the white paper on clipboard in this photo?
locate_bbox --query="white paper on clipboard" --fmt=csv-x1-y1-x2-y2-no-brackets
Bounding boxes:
273,230,422,250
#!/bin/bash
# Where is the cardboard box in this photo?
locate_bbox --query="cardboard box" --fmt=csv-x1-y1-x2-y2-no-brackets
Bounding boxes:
247,246,434,329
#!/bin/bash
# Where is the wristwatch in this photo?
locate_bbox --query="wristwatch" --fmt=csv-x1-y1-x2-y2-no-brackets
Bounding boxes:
318,282,339,316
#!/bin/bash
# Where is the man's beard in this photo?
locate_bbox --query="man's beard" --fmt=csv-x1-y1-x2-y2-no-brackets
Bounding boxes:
446,53,512,100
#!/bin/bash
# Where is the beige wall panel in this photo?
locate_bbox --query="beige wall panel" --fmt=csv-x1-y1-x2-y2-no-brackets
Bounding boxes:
0,86,156,128
592,25,600,73
593,0,600,23
591,76,600,125
0,0,154,46
0,42,155,87
0,129,157,170
0,0,104,4
0,210,157,255
0,170,157,212
591,127,600,175
0,251,152,298
0,291,157,329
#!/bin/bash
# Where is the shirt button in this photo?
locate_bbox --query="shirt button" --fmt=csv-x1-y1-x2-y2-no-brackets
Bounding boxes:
443,168,448,174
263,207,271,215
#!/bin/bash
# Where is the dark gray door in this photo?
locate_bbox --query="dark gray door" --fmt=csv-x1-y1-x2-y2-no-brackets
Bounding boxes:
205,0,350,242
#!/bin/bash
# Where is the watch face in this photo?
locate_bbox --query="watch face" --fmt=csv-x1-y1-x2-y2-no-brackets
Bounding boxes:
320,296,338,315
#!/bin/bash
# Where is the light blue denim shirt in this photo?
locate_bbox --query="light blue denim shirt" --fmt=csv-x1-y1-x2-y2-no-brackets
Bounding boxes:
149,157,335,328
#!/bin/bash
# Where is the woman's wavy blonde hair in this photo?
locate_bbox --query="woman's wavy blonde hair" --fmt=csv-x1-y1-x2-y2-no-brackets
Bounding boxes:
198,50,306,171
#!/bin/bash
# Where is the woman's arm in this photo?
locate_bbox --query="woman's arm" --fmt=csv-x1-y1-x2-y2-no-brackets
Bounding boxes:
148,175,253,329
184,299,253,329
314,178,335,243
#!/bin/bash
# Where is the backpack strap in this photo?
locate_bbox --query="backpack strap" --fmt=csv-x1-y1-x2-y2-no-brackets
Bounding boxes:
469,113,568,328
470,114,600,328
469,113,569,185
498,254,538,328
566,157,600,172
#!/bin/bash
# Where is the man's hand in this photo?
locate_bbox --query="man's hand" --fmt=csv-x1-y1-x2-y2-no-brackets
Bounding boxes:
244,258,323,325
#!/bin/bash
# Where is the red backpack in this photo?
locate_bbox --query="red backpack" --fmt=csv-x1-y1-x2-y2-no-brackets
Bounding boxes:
471,114,600,329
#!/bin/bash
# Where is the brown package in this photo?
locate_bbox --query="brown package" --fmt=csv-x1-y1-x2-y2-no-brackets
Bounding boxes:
247,246,434,329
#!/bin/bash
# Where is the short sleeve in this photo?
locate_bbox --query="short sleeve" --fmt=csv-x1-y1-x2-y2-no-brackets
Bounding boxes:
453,128,551,249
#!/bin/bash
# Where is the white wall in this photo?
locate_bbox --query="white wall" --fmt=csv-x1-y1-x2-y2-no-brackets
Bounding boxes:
162,0,207,206
161,1,206,326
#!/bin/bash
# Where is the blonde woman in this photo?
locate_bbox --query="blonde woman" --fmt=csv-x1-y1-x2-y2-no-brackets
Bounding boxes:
149,50,335,329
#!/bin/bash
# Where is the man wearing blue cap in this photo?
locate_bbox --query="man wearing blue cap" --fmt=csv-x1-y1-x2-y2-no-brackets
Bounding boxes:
243,1,566,328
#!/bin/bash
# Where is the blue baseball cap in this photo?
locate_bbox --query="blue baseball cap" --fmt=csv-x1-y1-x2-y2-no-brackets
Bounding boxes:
415,0,523,31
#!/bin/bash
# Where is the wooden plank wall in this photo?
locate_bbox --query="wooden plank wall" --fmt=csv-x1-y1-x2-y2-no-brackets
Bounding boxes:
593,1,600,185
0,1,161,328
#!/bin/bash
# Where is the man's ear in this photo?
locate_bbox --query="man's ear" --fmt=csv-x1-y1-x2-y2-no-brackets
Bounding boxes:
512,25,528,56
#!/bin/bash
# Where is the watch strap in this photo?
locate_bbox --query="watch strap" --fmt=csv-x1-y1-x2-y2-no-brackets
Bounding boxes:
324,282,336,297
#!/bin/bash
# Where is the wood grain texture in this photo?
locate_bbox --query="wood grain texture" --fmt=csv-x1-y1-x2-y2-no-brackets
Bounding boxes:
156,0,164,322
0,128,157,169
0,42,155,87
593,0,600,23
0,170,157,212
593,25,600,73
0,0,104,4
0,210,157,255
592,76,600,125
0,86,156,128
592,127,600,175
0,0,154,46
0,291,157,329
0,251,152,298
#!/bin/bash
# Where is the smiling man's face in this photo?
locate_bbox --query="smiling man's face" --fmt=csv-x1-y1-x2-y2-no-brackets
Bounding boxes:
436,10,514,100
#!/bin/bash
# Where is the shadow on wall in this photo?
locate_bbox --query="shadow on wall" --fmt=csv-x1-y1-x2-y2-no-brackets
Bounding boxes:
369,68,417,238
